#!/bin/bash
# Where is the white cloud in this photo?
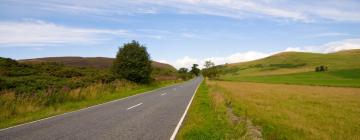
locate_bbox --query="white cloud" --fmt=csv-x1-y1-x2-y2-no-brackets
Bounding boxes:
323,39,360,53
174,56,200,69
0,20,128,46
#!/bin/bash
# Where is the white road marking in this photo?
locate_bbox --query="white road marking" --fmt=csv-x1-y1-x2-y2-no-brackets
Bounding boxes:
126,103,143,110
161,93,167,96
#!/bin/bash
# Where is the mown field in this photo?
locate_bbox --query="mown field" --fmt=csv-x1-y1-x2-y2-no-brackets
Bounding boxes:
221,69,360,87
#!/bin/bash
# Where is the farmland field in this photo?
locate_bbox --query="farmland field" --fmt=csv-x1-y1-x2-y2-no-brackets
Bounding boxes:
206,81,360,140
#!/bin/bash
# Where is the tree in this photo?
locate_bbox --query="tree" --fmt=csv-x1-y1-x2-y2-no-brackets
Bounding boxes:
178,67,188,74
190,64,200,76
204,60,215,69
202,60,219,79
178,67,190,80
113,40,152,83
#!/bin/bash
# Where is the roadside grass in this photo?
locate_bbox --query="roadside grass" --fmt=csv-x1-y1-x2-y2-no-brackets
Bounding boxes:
0,80,179,129
209,81,360,140
176,81,248,140
220,69,360,88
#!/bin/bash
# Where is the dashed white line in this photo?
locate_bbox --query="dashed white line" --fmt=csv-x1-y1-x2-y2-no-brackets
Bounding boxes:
126,103,143,110
161,93,167,96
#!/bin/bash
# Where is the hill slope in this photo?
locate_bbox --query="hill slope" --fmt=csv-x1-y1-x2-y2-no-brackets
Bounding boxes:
20,57,177,80
220,49,360,87
20,57,176,70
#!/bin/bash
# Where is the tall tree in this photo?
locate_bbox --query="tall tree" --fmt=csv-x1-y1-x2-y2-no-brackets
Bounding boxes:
113,40,152,83
190,64,200,76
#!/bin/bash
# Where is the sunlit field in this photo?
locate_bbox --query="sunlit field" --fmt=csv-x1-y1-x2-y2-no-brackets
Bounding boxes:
208,81,360,140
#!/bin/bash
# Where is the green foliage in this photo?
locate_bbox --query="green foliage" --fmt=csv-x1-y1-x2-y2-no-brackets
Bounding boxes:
190,64,200,76
113,40,152,84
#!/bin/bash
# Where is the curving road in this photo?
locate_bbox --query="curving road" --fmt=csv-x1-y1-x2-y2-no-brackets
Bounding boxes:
0,77,203,140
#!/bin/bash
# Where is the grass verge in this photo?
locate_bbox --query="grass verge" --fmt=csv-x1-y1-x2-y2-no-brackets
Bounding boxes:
0,80,179,129
176,81,248,140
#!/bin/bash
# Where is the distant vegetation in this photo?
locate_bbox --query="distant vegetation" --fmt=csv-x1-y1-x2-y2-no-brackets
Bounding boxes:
177,67,192,80
0,40,184,128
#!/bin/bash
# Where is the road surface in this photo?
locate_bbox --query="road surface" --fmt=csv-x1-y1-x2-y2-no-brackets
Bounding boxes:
0,77,203,140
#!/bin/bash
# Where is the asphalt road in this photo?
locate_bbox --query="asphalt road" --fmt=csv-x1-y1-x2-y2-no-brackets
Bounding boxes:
0,77,203,140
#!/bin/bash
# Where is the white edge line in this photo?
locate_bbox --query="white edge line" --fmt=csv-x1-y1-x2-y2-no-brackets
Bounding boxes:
161,93,167,96
170,78,202,140
126,103,143,110
0,80,191,132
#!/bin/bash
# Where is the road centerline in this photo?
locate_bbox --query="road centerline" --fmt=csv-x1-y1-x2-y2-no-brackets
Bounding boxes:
126,103,143,110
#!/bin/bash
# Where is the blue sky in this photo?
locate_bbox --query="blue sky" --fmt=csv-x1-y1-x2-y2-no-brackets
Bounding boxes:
1,0,360,68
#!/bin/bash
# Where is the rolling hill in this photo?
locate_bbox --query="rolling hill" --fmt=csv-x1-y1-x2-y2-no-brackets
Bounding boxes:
219,49,360,87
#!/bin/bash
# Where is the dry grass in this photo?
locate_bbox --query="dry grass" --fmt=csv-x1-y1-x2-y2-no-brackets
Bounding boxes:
208,81,360,140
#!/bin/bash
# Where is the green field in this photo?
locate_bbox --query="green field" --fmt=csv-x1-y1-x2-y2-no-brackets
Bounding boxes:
219,49,360,87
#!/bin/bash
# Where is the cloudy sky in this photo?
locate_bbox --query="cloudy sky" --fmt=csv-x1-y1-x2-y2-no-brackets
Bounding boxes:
1,0,360,68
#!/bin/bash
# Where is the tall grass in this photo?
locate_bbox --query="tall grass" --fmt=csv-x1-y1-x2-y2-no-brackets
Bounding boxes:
0,80,178,129
209,81,360,140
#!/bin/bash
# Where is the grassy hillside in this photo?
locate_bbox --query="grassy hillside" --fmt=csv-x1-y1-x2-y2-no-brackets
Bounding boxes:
219,49,360,87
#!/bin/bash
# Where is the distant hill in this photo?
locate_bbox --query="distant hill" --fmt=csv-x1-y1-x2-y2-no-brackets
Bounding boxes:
19,57,178,81
20,57,176,71
219,49,360,87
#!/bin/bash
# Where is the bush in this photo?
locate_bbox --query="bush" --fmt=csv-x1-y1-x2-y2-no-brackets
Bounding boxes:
315,65,328,72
